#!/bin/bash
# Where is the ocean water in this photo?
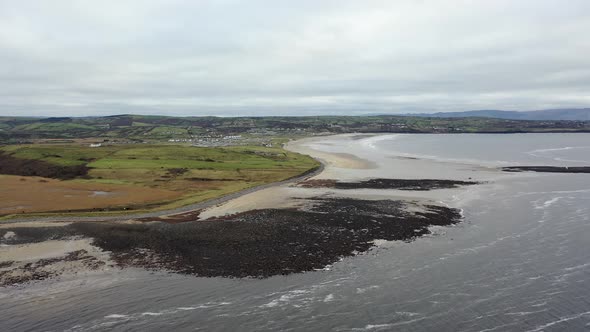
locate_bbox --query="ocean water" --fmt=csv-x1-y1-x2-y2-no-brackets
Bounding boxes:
1,133,590,331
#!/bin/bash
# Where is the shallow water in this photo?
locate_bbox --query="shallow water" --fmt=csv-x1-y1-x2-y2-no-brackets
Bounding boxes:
1,133,590,331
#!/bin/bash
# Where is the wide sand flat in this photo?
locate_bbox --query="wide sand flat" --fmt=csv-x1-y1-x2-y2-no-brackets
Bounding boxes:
285,136,377,170
199,135,382,218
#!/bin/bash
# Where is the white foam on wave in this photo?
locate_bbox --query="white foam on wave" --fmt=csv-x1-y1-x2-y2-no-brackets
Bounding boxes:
395,311,421,317
361,135,514,166
365,324,393,329
356,285,380,294
534,197,562,209
359,134,400,149
351,323,393,331
260,289,312,308
84,301,234,330
258,277,355,310
353,315,428,330
563,262,590,272
515,188,590,196
526,146,590,163
505,309,548,316
528,146,578,154
530,301,547,307
525,310,590,332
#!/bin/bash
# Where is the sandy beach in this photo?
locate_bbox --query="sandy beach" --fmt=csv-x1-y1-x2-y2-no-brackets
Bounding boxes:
199,134,471,219
285,135,378,170
198,135,377,219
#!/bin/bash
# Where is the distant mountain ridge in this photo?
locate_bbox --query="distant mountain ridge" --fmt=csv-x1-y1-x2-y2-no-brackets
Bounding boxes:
409,108,590,121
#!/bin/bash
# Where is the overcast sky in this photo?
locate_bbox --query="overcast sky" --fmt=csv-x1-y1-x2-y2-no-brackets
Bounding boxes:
1,0,589,117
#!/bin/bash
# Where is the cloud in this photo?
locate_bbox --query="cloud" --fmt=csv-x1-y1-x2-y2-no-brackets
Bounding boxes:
0,0,589,116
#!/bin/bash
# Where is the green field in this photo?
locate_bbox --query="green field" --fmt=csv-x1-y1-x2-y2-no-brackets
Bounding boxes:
0,144,319,217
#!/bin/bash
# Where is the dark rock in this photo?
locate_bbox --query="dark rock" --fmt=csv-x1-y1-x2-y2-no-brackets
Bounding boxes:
502,166,590,173
299,178,479,190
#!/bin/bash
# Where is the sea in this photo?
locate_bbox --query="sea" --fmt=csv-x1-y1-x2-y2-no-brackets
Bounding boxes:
1,133,589,331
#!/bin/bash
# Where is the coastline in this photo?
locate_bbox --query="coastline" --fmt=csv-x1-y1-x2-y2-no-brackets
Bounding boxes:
285,135,378,170
197,133,482,218
1,134,383,224
3,133,590,331
0,134,382,225
1,134,470,284
198,135,377,219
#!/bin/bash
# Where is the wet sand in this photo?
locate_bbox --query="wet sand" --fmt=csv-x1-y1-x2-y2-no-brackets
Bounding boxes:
285,136,378,170
198,134,476,218
0,238,113,286
199,135,383,218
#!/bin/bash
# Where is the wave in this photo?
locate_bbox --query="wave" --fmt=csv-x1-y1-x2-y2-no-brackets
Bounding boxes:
352,323,394,331
515,188,590,196
527,146,590,154
323,294,335,302
528,146,578,153
534,197,562,210
525,311,590,332
67,302,233,331
358,135,515,166
526,146,590,163
390,150,511,167
359,134,400,150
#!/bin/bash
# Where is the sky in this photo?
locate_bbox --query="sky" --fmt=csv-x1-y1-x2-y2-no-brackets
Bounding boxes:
1,0,589,117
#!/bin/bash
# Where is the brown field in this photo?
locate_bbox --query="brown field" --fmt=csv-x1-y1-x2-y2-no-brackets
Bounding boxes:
0,144,319,217
0,175,182,214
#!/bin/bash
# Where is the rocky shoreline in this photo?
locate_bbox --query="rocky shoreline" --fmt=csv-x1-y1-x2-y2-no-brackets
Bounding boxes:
298,178,479,190
0,249,106,286
0,135,476,286
0,197,462,284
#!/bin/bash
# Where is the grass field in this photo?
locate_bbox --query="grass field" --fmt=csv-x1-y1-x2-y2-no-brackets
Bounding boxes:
0,144,319,217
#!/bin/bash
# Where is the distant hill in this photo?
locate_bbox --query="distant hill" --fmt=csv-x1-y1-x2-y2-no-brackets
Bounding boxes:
409,108,590,121
1,112,590,144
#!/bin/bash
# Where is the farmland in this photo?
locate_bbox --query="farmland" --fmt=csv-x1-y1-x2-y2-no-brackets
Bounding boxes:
2,114,589,145
0,144,319,217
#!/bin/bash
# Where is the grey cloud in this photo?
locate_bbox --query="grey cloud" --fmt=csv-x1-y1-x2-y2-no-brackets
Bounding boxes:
0,0,589,117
